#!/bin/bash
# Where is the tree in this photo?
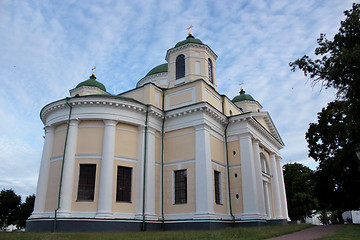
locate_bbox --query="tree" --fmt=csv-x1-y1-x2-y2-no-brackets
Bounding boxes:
289,3,360,214
0,189,21,229
283,163,317,222
17,194,35,228
308,101,360,213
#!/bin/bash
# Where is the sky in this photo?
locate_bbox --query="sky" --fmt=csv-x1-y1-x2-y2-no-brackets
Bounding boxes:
0,0,355,199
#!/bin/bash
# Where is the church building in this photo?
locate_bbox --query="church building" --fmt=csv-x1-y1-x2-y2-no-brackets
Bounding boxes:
27,32,289,232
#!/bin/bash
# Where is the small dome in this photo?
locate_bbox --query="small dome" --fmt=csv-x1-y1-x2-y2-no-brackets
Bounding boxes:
76,75,106,92
232,89,255,103
145,63,168,77
174,34,204,48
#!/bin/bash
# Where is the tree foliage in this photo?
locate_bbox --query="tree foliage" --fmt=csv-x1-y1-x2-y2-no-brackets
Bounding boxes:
0,189,21,229
290,3,360,213
308,101,360,211
283,163,317,221
17,194,35,228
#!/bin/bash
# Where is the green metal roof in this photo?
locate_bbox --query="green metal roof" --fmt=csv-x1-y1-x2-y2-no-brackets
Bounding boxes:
232,89,255,103
174,34,204,48
76,75,106,92
145,63,168,77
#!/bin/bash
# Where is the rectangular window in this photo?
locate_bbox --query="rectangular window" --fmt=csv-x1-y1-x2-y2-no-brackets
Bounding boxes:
174,169,187,204
214,170,221,204
116,166,132,202
77,164,96,201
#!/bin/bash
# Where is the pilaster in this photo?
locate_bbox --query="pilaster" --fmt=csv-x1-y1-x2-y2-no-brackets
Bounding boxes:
31,125,55,218
144,127,157,219
194,124,215,219
135,126,145,219
252,140,266,217
239,133,260,219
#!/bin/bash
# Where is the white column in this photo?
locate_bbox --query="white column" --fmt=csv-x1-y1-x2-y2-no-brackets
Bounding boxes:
135,126,145,219
144,127,156,219
57,119,79,217
195,124,214,219
240,133,259,219
276,156,289,220
96,120,117,218
31,125,55,218
263,181,271,218
252,140,266,217
270,153,282,219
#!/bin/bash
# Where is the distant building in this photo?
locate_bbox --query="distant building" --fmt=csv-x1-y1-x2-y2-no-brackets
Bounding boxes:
27,33,289,232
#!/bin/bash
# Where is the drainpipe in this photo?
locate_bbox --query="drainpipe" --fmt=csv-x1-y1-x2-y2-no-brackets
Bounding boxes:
224,120,235,225
160,89,165,230
141,105,149,231
222,97,235,225
54,97,72,232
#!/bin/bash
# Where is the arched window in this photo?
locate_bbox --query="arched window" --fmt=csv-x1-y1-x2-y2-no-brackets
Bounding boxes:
176,55,185,79
208,58,213,83
260,153,270,174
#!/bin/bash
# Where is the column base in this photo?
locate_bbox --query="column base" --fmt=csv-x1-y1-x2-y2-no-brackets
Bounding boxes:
239,212,267,220
29,212,45,219
96,212,114,218
194,212,217,220
56,210,72,218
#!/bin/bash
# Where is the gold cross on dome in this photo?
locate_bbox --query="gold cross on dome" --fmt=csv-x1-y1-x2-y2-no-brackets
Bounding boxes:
92,66,96,76
239,82,244,90
186,24,193,34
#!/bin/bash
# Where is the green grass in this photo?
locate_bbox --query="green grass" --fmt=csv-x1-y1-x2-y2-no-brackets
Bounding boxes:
0,224,311,240
317,224,360,240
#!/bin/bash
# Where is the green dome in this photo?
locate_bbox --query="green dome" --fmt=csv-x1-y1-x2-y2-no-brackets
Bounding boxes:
232,89,255,103
145,63,168,77
174,34,204,48
76,75,106,92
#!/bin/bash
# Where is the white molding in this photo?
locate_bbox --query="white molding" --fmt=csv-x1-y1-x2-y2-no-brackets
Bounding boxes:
205,88,221,110
166,43,218,61
163,159,195,167
114,156,138,163
166,87,195,110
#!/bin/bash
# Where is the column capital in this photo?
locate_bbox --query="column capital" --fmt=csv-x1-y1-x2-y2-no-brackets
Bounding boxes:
239,132,252,140
44,125,55,134
69,119,80,126
147,126,157,134
252,139,260,146
194,123,210,132
103,119,117,126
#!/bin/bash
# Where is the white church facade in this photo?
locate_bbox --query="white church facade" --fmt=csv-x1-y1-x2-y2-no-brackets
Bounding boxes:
27,32,289,232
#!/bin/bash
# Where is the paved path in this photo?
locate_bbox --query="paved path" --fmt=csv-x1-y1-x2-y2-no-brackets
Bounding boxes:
266,225,342,240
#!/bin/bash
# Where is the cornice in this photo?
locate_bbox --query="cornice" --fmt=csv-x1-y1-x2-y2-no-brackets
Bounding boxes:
228,113,284,148
165,102,227,124
166,43,218,61
40,97,148,122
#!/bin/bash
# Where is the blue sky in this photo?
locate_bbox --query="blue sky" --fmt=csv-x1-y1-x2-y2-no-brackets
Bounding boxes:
0,0,354,199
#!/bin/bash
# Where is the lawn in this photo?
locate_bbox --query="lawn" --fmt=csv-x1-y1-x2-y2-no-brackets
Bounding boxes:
318,224,360,240
0,224,311,240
